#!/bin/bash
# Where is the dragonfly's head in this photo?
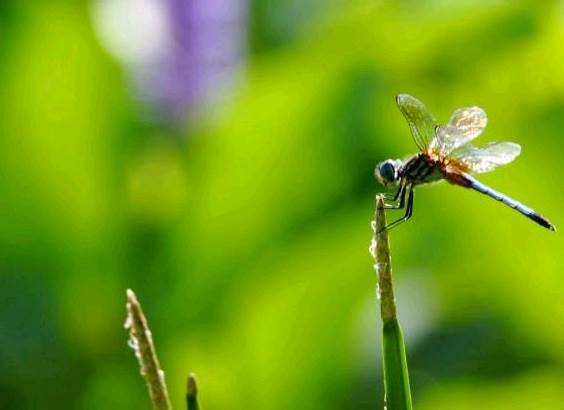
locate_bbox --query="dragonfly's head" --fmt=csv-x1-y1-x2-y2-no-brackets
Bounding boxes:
375,159,401,187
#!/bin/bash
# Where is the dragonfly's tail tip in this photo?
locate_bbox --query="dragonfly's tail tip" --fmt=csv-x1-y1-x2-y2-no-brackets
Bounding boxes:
529,213,556,232
544,218,556,232
543,221,556,232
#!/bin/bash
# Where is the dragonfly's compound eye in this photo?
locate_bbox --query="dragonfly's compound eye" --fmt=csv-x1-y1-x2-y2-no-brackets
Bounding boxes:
375,160,398,185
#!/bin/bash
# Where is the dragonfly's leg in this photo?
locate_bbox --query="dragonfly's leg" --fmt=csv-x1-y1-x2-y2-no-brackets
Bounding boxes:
377,187,414,233
383,181,404,202
383,182,407,209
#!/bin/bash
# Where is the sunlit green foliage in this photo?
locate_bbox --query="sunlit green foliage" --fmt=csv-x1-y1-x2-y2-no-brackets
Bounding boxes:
0,1,562,410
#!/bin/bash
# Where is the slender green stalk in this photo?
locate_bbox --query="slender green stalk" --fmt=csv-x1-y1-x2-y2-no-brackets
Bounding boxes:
125,289,173,410
186,373,200,410
371,195,413,410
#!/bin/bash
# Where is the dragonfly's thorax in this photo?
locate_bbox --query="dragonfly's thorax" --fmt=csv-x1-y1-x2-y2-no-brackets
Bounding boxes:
399,153,445,185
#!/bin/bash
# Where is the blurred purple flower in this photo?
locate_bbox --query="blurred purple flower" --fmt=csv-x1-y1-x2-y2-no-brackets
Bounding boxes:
93,0,247,124
155,0,247,121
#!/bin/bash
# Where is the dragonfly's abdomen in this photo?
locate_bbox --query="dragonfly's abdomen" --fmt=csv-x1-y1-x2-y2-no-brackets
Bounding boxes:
400,154,444,185
454,172,556,231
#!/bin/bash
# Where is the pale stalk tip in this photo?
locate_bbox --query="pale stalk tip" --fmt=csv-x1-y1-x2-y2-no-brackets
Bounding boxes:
126,288,137,303
125,288,172,410
376,194,385,210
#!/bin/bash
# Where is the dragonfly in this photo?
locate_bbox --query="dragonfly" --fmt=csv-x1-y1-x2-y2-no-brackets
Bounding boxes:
375,94,556,232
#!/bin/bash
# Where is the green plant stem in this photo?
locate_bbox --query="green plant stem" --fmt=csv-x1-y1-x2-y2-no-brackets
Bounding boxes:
186,373,200,410
125,289,173,410
372,195,413,410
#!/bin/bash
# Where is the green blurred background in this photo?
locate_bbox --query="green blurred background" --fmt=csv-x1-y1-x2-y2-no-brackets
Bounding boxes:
1,1,563,409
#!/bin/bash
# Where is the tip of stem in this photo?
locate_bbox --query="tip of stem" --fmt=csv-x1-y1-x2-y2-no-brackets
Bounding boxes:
126,288,137,303
187,373,198,396
186,373,200,410
375,194,388,238
376,194,385,210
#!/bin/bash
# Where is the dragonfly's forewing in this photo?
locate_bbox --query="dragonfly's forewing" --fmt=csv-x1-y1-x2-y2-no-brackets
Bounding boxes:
434,106,487,154
452,141,521,173
396,94,437,151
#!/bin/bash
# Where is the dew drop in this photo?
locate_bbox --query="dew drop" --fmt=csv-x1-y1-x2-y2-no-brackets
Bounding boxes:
128,336,139,351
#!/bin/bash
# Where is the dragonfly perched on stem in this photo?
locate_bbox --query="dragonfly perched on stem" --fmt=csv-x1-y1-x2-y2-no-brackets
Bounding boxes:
375,94,556,232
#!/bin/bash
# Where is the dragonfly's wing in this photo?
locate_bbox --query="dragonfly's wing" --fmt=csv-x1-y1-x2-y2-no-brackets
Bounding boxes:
451,141,521,173
432,106,487,154
396,94,437,151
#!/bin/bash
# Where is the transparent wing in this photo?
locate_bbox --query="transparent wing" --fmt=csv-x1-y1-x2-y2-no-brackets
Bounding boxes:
451,142,521,173
396,94,437,151
432,106,487,154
